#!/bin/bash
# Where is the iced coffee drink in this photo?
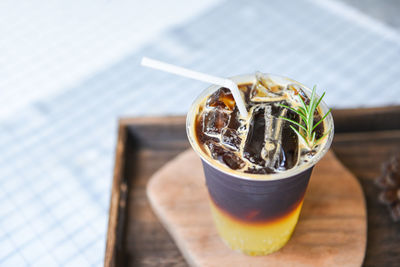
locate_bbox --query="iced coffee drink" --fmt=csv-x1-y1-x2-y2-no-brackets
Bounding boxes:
186,72,334,255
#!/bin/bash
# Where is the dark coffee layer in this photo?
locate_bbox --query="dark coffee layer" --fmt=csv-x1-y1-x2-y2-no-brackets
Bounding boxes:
202,159,312,223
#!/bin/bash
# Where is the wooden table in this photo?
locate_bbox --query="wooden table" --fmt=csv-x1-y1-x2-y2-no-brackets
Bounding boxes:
105,107,400,267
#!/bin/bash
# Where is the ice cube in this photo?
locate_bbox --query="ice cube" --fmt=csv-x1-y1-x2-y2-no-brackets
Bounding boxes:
205,140,225,159
202,109,229,135
262,122,286,171
262,107,301,171
222,152,246,170
264,142,287,171
243,106,267,166
206,87,236,111
263,107,285,168
221,128,241,151
227,107,241,130
279,109,300,169
250,72,284,102
262,138,277,158
287,84,310,105
205,140,245,170
256,72,284,94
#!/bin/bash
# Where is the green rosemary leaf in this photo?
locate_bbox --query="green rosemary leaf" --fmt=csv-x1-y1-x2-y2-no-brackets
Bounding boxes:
278,104,299,115
307,111,314,138
290,125,309,147
313,92,326,113
312,108,332,131
307,85,319,137
297,106,307,115
310,85,317,109
280,84,331,151
297,113,308,125
296,107,308,120
298,93,308,113
279,116,307,132
279,103,308,122
311,131,316,146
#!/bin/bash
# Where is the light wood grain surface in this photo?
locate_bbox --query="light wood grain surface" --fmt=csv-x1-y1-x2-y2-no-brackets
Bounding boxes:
147,149,366,267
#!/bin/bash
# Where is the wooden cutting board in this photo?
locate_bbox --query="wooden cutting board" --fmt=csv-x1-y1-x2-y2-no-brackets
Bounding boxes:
147,149,366,267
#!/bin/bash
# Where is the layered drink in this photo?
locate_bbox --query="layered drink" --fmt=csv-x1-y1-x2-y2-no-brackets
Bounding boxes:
186,72,334,255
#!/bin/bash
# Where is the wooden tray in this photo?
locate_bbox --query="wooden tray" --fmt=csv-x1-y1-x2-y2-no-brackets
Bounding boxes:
104,107,400,267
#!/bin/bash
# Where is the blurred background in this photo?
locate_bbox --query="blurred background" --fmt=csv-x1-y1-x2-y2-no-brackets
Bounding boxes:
0,0,399,266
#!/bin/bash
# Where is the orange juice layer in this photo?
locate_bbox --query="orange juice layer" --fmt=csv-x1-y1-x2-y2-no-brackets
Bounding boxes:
209,200,303,256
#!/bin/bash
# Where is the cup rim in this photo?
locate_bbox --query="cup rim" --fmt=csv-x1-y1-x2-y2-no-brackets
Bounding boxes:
186,73,334,181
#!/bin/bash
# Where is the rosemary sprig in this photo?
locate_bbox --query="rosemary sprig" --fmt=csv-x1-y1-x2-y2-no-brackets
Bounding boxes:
279,85,331,150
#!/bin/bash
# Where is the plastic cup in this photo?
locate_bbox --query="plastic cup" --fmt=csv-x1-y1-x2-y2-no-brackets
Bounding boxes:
186,73,334,256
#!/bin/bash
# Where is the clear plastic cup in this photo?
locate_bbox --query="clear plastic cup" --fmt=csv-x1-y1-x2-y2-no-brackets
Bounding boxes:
186,73,334,255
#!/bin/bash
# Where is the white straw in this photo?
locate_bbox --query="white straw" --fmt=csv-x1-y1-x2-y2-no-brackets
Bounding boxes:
140,57,248,118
